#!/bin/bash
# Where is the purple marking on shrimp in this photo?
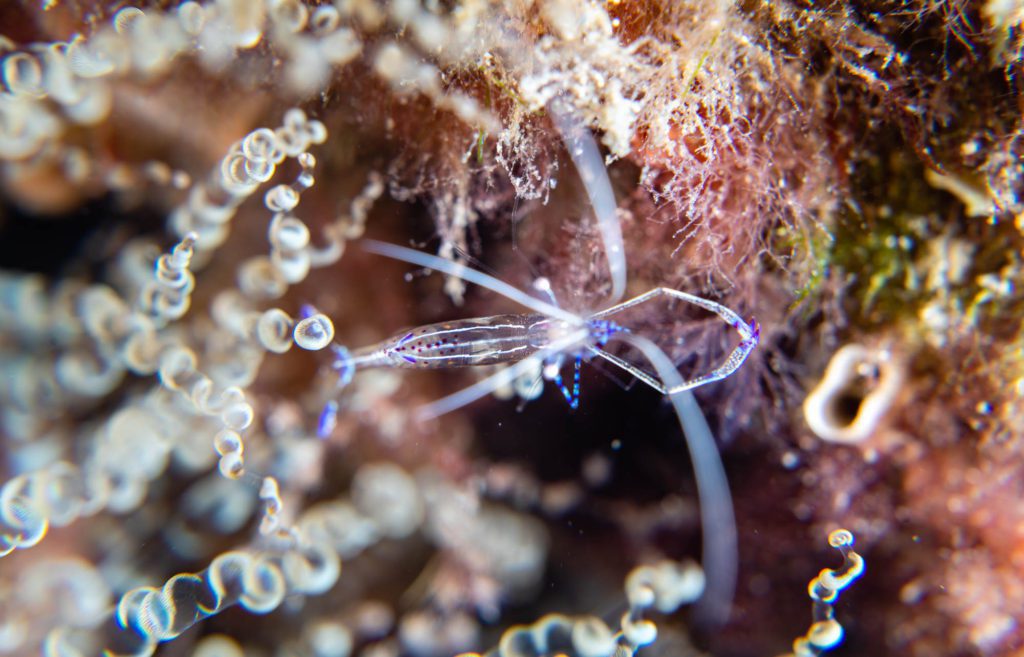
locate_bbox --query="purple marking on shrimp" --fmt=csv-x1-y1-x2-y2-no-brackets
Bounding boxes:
318,400,339,438
398,332,415,345
402,354,416,364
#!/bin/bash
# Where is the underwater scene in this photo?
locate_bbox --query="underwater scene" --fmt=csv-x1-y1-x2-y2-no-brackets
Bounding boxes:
0,2,1021,656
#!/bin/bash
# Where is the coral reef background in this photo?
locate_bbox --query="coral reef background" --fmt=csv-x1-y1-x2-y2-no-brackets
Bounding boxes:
0,1,1022,656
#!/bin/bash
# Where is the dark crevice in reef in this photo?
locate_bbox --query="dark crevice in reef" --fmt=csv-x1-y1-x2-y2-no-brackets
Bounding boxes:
0,194,164,279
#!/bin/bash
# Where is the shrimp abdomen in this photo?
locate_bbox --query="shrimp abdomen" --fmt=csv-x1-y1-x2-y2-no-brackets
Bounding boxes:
356,314,547,369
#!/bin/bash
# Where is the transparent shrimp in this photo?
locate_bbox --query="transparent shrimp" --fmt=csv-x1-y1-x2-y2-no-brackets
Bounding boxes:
316,310,627,435
317,240,758,429
316,239,757,628
548,97,625,304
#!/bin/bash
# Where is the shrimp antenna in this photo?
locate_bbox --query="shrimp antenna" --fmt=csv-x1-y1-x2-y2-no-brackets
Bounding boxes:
548,97,626,304
619,333,737,629
362,240,581,324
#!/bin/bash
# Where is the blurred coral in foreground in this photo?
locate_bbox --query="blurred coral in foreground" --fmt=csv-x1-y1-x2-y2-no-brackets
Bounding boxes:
0,1,1022,656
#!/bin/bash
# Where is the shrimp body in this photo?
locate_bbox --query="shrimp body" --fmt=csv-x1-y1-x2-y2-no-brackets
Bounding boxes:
347,314,626,370
353,314,544,369
317,312,625,436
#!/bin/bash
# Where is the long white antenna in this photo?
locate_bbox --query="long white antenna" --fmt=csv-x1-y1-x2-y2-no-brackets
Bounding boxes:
618,333,738,629
548,97,626,304
362,240,581,325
